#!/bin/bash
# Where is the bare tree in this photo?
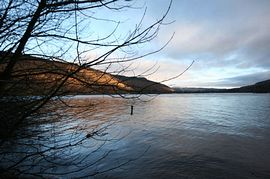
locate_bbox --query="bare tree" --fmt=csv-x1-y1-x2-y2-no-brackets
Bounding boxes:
0,0,173,177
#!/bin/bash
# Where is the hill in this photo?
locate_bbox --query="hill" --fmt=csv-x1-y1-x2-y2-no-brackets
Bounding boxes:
229,79,270,93
172,87,225,93
114,75,173,94
0,54,173,95
173,79,270,93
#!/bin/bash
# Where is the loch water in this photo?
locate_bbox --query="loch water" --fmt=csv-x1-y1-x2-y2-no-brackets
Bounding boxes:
3,93,270,179
73,93,270,179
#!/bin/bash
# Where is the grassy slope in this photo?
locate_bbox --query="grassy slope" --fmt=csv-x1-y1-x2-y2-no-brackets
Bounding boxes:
0,55,173,95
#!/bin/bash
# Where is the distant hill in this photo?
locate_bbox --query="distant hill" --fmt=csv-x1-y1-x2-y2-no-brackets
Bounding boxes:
0,54,173,95
173,87,225,93
173,79,270,93
229,79,270,93
114,75,174,94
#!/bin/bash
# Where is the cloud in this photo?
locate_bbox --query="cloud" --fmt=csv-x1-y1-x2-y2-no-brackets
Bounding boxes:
140,0,270,87
160,23,243,56
149,0,270,61
91,0,270,87
157,10,270,68
208,71,270,88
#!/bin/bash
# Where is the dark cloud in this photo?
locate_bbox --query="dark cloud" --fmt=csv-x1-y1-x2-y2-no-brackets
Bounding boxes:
202,71,270,88
225,71,270,85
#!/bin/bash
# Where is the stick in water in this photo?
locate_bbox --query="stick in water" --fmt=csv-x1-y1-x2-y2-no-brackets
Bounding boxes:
130,105,134,115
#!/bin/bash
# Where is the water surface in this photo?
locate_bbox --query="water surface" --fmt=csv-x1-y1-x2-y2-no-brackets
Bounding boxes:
89,93,270,179
3,93,270,178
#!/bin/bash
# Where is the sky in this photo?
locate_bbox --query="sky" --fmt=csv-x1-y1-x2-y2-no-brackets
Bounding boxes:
89,0,270,88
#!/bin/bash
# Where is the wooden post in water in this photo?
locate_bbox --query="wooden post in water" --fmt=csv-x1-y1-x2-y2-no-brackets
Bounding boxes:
130,105,134,115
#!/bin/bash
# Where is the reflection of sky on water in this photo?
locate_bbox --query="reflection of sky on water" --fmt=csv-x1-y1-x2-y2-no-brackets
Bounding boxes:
2,94,270,178
94,93,270,178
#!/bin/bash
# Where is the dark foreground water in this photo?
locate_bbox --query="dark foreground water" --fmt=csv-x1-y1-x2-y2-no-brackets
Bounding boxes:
72,93,270,179
2,93,270,178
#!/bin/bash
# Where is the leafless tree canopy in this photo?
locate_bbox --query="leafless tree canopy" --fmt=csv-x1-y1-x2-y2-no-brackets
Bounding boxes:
0,0,172,177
